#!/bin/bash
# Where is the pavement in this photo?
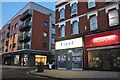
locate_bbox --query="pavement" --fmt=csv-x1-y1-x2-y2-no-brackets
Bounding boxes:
31,69,120,80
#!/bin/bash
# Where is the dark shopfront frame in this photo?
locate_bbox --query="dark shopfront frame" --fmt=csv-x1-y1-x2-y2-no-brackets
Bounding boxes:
56,47,84,70
2,49,52,67
85,29,120,71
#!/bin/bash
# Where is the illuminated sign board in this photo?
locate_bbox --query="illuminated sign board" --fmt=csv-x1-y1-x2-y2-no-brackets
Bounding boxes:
85,30,119,48
55,37,83,50
93,35,116,43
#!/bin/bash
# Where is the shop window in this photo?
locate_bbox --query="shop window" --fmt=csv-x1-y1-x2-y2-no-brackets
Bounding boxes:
72,20,79,35
90,15,98,31
88,0,96,9
71,3,77,15
88,50,102,68
35,55,47,65
60,25,65,37
108,9,119,26
60,8,65,20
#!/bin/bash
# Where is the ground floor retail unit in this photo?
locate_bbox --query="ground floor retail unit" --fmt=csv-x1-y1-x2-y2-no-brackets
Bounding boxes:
2,49,54,67
55,37,84,70
85,29,120,71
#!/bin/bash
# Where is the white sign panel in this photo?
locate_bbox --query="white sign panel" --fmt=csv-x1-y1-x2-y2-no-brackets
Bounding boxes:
55,37,83,50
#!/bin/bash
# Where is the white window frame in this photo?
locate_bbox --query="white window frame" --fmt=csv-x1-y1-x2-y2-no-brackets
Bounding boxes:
108,9,119,26
88,0,96,9
71,3,77,15
72,20,79,35
60,8,65,20
89,15,98,31
60,25,65,37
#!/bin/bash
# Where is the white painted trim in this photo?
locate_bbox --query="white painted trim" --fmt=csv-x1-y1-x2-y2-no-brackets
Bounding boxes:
105,3,119,13
58,68,66,70
58,5,65,12
87,11,98,19
70,17,79,24
72,68,83,70
58,21,66,28
56,3,119,26
70,0,78,6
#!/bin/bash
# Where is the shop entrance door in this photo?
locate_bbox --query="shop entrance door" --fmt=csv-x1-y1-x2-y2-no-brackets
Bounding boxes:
102,49,112,70
66,51,72,70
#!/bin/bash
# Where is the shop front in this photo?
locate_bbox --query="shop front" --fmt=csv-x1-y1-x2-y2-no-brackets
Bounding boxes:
85,29,120,71
56,37,83,70
2,50,52,67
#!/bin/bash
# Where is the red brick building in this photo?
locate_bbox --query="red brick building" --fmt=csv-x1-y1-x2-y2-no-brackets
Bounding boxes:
2,2,55,67
55,0,120,71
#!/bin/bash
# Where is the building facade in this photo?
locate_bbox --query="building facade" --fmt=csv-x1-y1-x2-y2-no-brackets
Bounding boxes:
55,0,120,71
2,2,55,67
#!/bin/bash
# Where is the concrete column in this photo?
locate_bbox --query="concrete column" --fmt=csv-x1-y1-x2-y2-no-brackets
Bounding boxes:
28,54,35,67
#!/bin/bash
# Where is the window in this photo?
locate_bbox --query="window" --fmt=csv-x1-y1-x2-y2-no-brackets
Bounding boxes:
43,42,47,48
51,34,55,39
71,3,77,15
10,44,12,49
43,32,48,37
90,15,98,31
108,9,119,26
10,35,13,39
13,33,17,38
44,21,48,27
60,25,65,37
88,0,96,9
11,26,14,30
72,20,79,35
13,43,16,48
15,23,18,28
60,8,65,19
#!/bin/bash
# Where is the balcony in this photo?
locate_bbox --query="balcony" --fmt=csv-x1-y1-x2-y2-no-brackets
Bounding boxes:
19,22,31,31
7,23,10,29
24,44,30,49
23,33,30,42
6,40,9,46
17,45,22,50
6,32,10,38
18,33,30,42
18,34,23,42
20,9,32,21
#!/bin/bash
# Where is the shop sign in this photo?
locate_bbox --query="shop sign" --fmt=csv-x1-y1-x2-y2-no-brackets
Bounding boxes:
55,37,83,50
85,30,120,47
93,35,116,43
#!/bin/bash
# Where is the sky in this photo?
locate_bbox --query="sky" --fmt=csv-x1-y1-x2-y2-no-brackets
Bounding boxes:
1,2,55,29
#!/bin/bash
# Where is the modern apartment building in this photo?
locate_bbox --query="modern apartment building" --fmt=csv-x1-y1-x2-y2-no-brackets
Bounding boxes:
55,0,120,71
2,2,55,67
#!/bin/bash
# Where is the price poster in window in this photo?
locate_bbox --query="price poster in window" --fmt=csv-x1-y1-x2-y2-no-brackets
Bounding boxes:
58,54,66,62
72,52,82,63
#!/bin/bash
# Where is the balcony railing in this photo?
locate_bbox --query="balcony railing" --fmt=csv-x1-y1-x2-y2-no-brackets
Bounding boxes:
24,44,30,49
20,9,32,21
17,45,22,50
18,34,23,42
19,22,31,31
24,33,30,42
6,32,10,38
18,33,30,42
